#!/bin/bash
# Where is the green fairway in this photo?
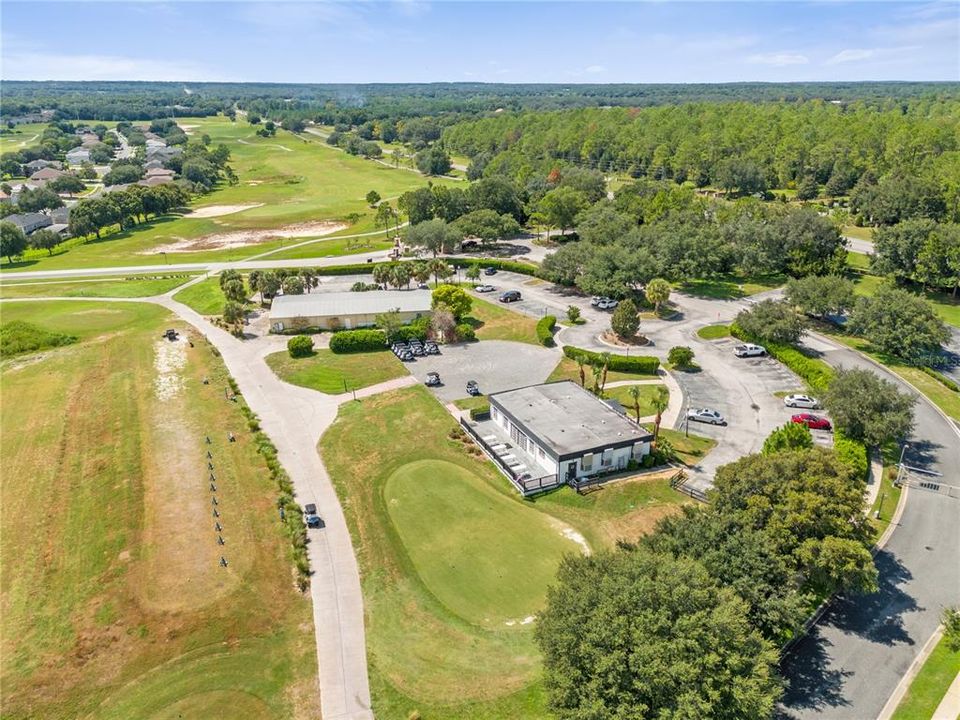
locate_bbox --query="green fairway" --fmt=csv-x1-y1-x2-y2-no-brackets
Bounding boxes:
385,459,580,626
891,634,960,720
266,347,405,394
466,297,541,344
1,300,317,719
172,277,229,315
0,123,48,154
1,116,462,273
0,274,195,299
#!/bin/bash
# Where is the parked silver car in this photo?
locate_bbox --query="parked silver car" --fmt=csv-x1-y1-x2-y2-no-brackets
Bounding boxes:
686,408,726,425
784,393,819,409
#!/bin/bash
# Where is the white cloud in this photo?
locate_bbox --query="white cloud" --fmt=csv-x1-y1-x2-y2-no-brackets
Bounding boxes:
825,46,922,65
1,50,229,82
746,52,809,66
584,65,607,74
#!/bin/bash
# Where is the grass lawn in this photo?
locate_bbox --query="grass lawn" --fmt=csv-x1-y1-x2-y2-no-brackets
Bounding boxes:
266,347,405,394
320,385,686,718
891,634,960,720
547,355,658,385
0,122,48,154
453,395,489,411
602,384,667,417
1,300,318,719
1,116,461,273
172,277,227,315
697,324,731,340
846,251,871,271
841,225,875,242
649,426,718,467
0,274,195,299
466,297,541,344
848,261,960,329
678,273,786,300
868,445,904,541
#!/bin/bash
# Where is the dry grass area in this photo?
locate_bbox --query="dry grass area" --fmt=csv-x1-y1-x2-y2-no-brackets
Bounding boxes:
0,300,318,719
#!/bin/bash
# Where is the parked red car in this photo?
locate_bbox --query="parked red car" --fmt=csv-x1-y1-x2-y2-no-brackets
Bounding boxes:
791,413,832,431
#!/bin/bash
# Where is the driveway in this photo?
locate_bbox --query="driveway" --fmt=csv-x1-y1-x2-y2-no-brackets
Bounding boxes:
404,339,560,403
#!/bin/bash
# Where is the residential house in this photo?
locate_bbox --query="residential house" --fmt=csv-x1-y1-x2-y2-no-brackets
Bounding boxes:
65,148,91,166
29,167,67,183
4,212,53,235
23,159,60,174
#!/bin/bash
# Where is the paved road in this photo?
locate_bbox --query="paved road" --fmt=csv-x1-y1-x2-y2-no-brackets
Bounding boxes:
4,289,376,720
844,235,874,255
778,333,960,719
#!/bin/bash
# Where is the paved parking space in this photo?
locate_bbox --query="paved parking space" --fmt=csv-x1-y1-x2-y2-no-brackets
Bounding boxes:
401,339,560,403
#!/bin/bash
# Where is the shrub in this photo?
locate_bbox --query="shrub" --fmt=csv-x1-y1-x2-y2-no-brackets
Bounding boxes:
920,366,960,392
566,305,581,323
668,345,695,368
287,334,314,358
0,320,76,357
611,298,640,339
455,323,476,342
392,324,428,342
469,403,491,420
833,430,869,480
563,345,660,375
537,315,557,346
329,328,386,353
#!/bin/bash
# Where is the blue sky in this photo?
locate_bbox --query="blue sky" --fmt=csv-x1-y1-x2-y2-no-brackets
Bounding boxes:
2,1,957,83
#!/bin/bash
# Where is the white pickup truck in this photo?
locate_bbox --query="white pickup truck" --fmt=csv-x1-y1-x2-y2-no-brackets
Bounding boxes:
733,343,767,358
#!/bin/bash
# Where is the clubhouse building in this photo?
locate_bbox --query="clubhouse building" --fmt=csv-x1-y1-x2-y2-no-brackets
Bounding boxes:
462,380,653,494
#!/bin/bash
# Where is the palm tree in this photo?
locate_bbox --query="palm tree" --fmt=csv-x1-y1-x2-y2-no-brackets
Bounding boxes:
372,263,390,288
599,352,611,394
298,268,316,293
248,270,264,304
428,258,451,286
590,359,604,396
411,261,431,285
390,262,412,289
465,264,481,285
651,386,670,447
628,385,643,422
576,356,586,388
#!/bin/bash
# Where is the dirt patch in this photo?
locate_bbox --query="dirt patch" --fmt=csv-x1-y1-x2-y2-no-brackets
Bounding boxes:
154,338,188,401
188,203,263,218
597,504,681,546
142,221,348,254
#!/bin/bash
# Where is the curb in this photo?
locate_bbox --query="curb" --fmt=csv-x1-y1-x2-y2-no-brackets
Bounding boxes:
876,626,945,720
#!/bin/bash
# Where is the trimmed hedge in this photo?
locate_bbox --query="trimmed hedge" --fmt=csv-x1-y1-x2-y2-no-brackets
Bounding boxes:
329,328,386,353
920,366,960,393
297,257,543,280
391,324,428,342
287,334,314,358
562,345,660,375
834,429,869,480
730,321,832,392
537,315,557,347
469,404,491,420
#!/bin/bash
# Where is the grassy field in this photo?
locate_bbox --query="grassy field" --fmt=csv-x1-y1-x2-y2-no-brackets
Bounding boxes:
0,123,48,154
320,385,686,718
678,273,786,300
547,355,659,384
1,116,462,273
0,300,318,719
266,347,405,394
172,277,228,315
0,274,195,299
650,426,718,467
847,254,960,328
602,383,667,417
891,633,960,720
841,225,875,242
467,297,541,344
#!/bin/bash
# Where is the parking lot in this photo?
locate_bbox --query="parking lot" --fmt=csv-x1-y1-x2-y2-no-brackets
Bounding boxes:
401,339,560,403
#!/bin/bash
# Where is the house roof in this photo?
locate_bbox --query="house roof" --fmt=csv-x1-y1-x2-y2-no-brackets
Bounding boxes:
29,167,66,181
490,380,652,458
270,290,432,320
145,167,175,177
66,147,90,156
4,212,53,231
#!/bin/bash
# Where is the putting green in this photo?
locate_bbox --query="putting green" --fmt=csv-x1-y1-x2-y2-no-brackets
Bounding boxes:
384,459,582,627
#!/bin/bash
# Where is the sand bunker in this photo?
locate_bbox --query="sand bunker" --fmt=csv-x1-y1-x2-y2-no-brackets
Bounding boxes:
142,220,349,254
189,203,264,218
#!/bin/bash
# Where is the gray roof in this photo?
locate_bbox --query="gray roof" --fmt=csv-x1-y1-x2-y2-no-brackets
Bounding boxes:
490,381,652,458
4,212,52,232
271,290,432,319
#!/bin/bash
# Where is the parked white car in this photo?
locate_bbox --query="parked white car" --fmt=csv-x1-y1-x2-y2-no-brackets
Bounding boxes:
597,298,619,310
686,408,726,425
733,343,767,358
475,284,496,293
784,393,820,409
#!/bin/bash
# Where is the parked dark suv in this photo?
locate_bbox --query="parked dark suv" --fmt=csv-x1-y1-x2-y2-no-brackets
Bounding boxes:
499,290,522,303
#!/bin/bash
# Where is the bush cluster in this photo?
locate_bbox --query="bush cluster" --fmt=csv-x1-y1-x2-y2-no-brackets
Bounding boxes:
455,323,476,342
730,322,832,392
833,429,869,480
328,328,387,353
287,334,314,358
563,345,660,375
536,315,557,346
920,366,960,392
469,404,491,420
391,324,428,342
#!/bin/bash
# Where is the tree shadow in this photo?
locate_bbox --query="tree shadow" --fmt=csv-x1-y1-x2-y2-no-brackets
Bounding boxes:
463,316,485,331
0,258,38,269
779,551,917,715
